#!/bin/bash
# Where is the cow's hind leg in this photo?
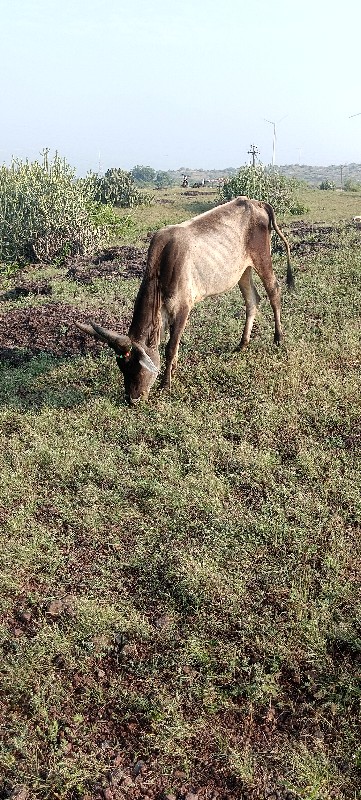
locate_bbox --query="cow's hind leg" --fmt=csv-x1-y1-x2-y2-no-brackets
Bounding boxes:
236,266,261,350
160,306,190,391
254,254,282,345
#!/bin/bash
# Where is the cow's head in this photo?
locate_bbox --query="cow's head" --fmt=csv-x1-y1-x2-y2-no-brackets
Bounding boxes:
75,320,160,404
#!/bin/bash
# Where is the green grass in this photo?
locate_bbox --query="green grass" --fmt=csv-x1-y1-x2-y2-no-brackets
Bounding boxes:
0,187,360,799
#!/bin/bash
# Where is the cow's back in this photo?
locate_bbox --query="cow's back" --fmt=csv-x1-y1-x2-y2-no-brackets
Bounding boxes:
154,198,268,305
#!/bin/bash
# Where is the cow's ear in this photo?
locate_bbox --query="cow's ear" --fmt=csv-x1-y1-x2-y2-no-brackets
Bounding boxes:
135,345,159,375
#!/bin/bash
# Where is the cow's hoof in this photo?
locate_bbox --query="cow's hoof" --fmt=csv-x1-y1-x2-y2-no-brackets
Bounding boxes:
159,381,171,394
234,342,248,352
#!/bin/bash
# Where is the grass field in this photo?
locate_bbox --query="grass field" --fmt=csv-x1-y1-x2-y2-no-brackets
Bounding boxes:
0,186,360,799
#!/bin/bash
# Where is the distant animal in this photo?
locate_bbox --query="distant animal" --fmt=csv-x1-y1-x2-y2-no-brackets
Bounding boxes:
353,215,361,226
75,197,293,405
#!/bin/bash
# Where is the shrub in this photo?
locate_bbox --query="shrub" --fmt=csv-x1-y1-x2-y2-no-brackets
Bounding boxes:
131,165,156,185
219,165,304,215
154,170,174,188
84,168,152,208
319,180,336,190
0,154,105,265
343,178,361,192
88,203,137,242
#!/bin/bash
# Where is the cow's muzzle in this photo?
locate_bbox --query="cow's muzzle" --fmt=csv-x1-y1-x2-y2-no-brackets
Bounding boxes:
126,394,147,406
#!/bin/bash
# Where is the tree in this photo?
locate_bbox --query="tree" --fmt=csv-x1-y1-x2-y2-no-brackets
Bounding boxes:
131,165,156,185
154,171,173,188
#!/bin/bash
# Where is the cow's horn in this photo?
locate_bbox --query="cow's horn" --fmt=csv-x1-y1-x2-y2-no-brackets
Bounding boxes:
75,320,132,353
75,320,132,354
75,321,98,337
88,320,132,351
135,344,159,375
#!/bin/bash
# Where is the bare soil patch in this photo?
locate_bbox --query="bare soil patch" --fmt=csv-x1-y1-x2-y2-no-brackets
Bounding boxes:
0,280,52,302
0,246,145,365
65,245,147,284
0,303,131,366
283,220,359,257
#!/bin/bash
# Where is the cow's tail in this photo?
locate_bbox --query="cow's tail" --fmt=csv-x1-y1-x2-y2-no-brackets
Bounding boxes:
263,202,295,290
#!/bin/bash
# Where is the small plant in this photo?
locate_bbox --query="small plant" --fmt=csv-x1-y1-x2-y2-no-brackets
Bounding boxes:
88,202,137,241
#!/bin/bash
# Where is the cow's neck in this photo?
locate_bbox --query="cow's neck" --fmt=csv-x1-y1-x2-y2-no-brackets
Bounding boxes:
129,272,161,351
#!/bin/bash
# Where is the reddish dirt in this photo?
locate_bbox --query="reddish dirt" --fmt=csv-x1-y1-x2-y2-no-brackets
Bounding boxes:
0,302,131,366
0,245,145,366
65,245,147,284
282,220,359,257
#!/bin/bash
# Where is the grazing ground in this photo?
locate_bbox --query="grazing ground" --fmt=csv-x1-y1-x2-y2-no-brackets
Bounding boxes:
0,187,360,800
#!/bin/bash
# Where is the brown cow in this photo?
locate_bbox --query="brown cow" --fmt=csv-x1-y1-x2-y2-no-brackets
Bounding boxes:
75,196,293,404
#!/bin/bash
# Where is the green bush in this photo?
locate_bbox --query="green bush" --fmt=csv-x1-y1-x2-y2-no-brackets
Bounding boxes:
343,178,361,192
154,170,174,188
88,202,137,242
0,154,105,266
219,165,305,215
84,168,152,208
131,164,156,185
319,180,336,190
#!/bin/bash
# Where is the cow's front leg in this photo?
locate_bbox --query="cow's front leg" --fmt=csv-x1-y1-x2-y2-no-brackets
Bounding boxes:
160,307,190,391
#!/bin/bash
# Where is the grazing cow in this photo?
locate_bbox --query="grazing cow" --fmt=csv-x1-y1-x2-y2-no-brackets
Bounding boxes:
75,196,293,404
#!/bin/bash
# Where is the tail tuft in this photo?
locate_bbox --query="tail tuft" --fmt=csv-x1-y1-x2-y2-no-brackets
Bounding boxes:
286,263,295,291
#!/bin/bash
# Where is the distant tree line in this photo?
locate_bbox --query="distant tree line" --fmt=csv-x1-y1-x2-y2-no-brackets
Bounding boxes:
130,165,174,188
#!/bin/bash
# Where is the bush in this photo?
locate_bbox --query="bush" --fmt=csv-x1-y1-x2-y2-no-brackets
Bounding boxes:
84,168,152,208
0,154,105,265
154,170,174,188
319,180,336,190
219,165,304,215
343,178,361,193
131,165,156,185
88,203,137,242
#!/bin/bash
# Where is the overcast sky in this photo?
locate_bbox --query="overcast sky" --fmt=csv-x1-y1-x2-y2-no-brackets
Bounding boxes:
1,0,360,174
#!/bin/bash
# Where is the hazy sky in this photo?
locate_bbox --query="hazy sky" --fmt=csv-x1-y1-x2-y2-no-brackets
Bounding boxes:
1,0,360,174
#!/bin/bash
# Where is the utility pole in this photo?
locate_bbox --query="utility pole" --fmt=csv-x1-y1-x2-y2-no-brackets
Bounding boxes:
340,165,344,190
248,144,259,167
